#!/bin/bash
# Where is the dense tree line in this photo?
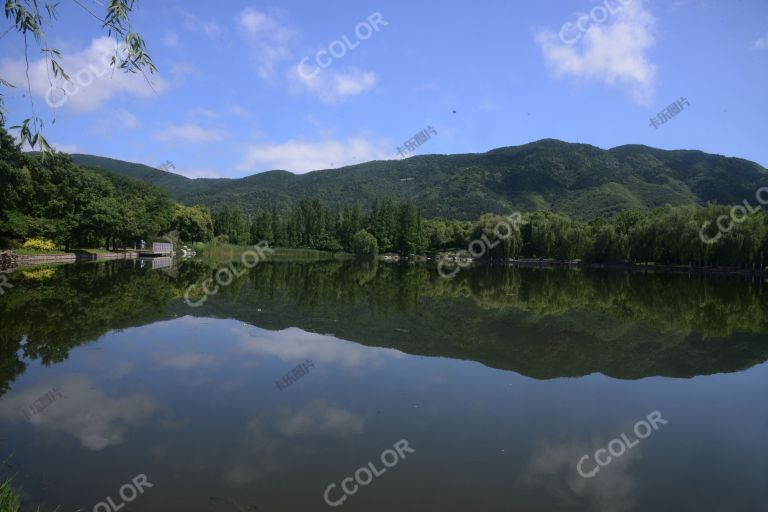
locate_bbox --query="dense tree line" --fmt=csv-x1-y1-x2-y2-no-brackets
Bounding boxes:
0,126,214,249
464,207,768,268
212,195,768,268
213,198,470,257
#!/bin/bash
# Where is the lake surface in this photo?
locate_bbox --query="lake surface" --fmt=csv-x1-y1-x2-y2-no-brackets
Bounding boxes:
1,258,767,511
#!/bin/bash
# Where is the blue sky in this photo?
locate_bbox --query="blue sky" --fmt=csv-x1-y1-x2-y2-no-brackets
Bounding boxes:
1,0,767,178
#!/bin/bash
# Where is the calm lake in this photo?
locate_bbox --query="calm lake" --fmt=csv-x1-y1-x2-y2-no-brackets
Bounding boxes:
1,257,767,511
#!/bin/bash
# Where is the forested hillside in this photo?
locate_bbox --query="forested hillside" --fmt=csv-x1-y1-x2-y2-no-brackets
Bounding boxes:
70,139,768,220
8,127,768,267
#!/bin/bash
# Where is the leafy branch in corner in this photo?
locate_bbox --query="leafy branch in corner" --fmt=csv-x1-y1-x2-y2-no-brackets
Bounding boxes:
1,0,157,154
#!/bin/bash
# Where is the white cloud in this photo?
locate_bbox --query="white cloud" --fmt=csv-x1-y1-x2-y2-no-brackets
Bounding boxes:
334,71,377,96
0,375,158,451
535,0,657,104
234,8,376,102
229,105,253,118
224,400,365,487
0,37,168,112
156,123,229,143
274,401,365,438
669,0,710,9
152,352,219,369
236,135,393,174
522,441,640,512
753,34,768,50
115,109,141,129
169,63,200,77
180,10,221,39
187,105,252,121
292,66,377,103
162,30,180,48
187,107,220,121
89,109,141,137
238,8,295,80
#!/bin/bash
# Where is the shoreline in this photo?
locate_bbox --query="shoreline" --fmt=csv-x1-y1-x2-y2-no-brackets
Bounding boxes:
3,248,766,279
0,250,139,272
389,254,768,277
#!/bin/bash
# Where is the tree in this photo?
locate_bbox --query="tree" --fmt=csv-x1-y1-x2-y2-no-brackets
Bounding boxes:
469,214,524,260
171,205,214,243
369,199,398,252
212,205,250,245
250,209,274,244
351,229,379,258
588,223,622,262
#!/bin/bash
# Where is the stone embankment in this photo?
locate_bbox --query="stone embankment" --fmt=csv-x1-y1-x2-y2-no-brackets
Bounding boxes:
2,250,139,270
0,250,19,272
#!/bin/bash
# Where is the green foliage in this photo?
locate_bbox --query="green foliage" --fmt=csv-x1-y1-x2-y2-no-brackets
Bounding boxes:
0,125,174,249
351,229,378,258
244,197,426,255
0,479,21,512
522,211,583,260
212,204,251,246
469,213,524,260
71,139,768,221
508,205,768,267
171,204,213,243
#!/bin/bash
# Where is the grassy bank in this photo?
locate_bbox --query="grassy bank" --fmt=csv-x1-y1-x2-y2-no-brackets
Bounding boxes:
0,479,21,512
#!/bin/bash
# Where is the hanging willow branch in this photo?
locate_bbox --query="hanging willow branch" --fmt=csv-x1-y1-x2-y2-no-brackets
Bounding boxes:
1,0,157,154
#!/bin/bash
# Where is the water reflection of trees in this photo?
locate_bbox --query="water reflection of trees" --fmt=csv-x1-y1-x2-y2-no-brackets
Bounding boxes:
234,261,768,339
0,261,177,395
464,267,768,338
206,261,768,379
1,259,767,396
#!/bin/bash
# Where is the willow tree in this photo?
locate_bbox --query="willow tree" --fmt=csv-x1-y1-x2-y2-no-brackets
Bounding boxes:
1,0,156,151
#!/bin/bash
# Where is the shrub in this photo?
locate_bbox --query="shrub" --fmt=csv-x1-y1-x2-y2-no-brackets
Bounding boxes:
22,238,58,251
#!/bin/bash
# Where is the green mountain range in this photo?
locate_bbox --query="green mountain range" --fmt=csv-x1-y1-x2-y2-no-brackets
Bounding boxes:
70,139,768,220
